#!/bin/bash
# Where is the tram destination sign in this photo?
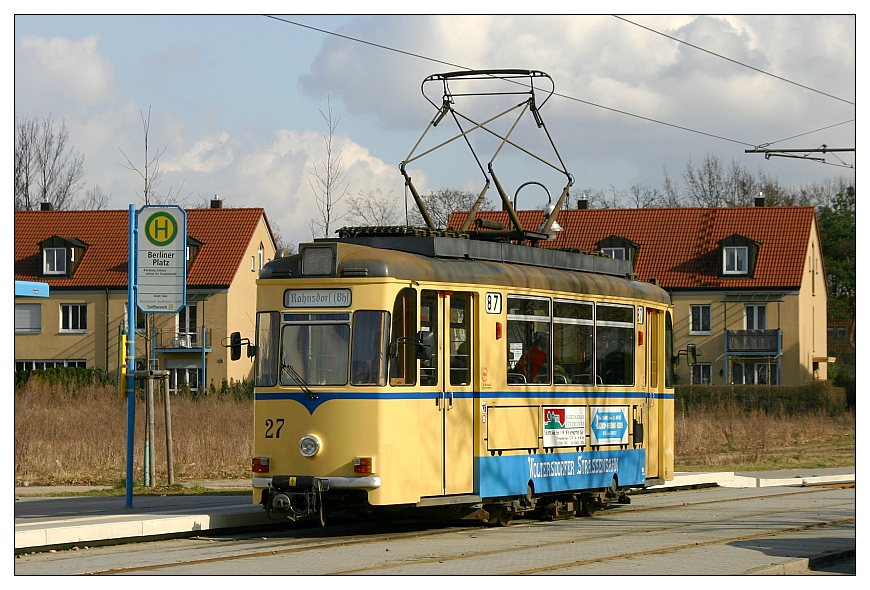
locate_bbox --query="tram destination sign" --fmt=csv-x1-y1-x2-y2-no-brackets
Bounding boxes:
136,205,186,313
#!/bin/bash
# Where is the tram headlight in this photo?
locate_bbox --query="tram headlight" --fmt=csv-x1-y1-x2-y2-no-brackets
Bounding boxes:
299,434,322,457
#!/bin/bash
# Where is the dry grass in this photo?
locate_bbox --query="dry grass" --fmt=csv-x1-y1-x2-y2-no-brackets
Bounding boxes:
15,383,855,486
15,382,252,486
675,400,855,472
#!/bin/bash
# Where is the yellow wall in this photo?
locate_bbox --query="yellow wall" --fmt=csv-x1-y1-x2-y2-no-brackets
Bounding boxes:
15,213,276,391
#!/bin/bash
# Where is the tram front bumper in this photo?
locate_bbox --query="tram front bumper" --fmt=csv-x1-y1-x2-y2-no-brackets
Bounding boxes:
253,475,382,521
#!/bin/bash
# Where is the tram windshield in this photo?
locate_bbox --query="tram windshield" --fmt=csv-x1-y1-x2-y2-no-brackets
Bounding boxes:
267,311,391,388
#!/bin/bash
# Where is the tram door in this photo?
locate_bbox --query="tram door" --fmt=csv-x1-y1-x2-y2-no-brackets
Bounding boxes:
419,290,474,497
644,308,661,479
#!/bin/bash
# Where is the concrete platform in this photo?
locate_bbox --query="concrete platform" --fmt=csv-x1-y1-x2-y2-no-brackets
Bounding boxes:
14,468,855,565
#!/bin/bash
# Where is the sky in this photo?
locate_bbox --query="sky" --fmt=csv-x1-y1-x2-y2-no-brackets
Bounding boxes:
12,12,857,248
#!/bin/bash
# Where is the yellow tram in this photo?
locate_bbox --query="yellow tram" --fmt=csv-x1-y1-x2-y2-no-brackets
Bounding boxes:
228,69,676,525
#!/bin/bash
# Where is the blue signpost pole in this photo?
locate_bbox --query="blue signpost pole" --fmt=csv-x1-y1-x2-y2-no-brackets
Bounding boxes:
126,205,137,508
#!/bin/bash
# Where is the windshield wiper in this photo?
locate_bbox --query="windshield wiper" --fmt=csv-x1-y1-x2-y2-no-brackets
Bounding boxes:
281,363,318,400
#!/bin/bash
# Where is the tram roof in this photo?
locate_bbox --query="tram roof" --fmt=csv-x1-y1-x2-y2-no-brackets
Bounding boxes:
263,235,670,305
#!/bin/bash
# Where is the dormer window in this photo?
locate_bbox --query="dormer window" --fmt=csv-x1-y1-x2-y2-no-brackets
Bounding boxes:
596,235,640,265
723,246,748,274
185,236,204,272
602,247,627,260
43,248,67,274
39,236,88,278
718,234,759,278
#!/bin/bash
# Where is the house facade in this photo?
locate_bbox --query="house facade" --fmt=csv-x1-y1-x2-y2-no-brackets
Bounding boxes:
451,203,830,386
14,202,276,393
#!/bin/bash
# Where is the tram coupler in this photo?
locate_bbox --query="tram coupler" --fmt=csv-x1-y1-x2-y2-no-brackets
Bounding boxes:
264,475,325,525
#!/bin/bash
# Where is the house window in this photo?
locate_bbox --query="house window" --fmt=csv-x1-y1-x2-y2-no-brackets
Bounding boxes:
745,305,767,330
43,248,67,274
723,246,748,274
169,367,202,394
258,242,265,270
60,304,87,332
690,305,711,334
732,362,777,385
17,359,86,371
602,247,627,260
691,363,712,385
15,303,42,334
178,303,198,346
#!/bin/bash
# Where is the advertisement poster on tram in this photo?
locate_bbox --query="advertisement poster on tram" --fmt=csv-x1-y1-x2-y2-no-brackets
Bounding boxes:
543,406,586,447
590,406,629,445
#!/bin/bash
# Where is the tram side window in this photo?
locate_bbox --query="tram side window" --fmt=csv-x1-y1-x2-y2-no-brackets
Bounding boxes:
507,296,551,384
665,311,675,388
351,311,390,386
255,311,279,387
281,321,350,386
449,293,471,386
389,288,417,386
419,290,439,386
553,300,594,385
596,303,634,386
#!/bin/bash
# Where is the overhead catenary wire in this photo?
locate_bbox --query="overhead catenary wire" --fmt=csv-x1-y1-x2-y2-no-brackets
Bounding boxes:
264,15,854,169
612,15,856,107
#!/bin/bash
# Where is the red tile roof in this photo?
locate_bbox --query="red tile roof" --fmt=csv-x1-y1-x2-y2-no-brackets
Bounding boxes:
15,208,271,289
448,206,817,289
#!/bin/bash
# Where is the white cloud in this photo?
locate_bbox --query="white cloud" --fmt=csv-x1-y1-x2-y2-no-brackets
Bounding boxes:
17,35,115,111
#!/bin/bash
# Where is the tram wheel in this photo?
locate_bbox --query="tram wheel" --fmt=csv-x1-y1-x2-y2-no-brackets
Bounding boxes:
580,496,601,517
485,505,514,527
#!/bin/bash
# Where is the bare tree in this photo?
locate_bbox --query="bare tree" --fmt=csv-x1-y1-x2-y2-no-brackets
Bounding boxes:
660,167,685,208
683,154,727,207
15,115,85,210
119,107,186,205
408,188,493,229
344,188,401,226
73,185,110,210
626,183,661,208
308,98,349,239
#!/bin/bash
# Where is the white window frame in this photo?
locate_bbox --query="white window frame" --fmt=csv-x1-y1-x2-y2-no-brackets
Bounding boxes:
602,247,627,260
745,304,767,330
723,246,748,274
43,247,67,275
689,304,712,335
691,363,713,385
60,303,88,333
15,303,42,334
16,359,86,371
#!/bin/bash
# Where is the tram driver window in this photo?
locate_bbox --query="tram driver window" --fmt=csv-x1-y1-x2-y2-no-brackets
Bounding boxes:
596,303,635,386
389,288,417,386
351,311,390,386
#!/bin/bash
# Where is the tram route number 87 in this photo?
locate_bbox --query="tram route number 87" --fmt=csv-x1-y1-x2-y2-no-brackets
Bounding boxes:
485,292,502,314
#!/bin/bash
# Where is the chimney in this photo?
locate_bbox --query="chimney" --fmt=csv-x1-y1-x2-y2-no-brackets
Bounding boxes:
40,202,53,211
210,195,222,209
755,192,765,207
577,194,588,210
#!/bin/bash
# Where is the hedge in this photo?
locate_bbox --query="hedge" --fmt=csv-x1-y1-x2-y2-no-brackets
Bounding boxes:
675,381,849,416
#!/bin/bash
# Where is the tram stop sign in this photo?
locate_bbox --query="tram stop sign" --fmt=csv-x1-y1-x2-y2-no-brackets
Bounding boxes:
136,205,186,313
590,407,629,445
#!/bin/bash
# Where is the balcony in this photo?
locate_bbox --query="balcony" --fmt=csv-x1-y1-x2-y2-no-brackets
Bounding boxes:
153,328,212,352
725,329,781,354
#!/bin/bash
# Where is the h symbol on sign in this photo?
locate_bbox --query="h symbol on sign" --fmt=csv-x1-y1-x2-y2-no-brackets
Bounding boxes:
153,217,171,240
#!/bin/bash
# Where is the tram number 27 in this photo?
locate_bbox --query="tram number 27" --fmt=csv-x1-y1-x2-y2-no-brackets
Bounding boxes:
265,418,285,438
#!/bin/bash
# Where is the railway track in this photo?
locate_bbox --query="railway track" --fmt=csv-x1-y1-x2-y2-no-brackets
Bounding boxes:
16,483,854,576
